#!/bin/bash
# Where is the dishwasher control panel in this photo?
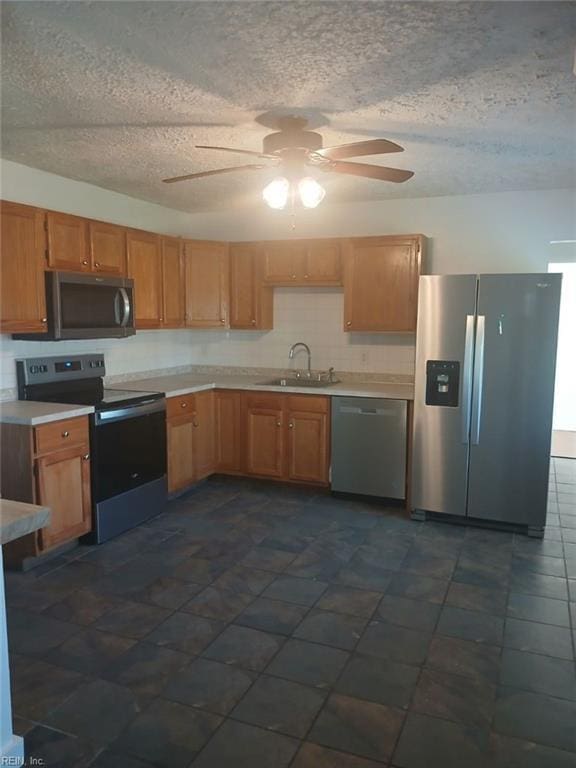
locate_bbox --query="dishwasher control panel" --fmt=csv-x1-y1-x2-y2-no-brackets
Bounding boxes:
425,360,460,407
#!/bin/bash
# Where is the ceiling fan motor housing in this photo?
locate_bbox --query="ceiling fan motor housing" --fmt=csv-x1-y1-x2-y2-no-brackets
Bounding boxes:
263,128,323,155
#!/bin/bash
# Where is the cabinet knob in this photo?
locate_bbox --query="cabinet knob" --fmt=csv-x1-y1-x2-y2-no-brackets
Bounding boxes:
41,318,47,323
83,453,90,461
346,321,352,327
193,420,199,428
276,421,281,427
62,431,70,438
304,274,309,279
288,423,294,429
251,319,256,325
82,260,88,266
94,262,101,268
180,402,187,408
291,274,296,279
220,319,225,324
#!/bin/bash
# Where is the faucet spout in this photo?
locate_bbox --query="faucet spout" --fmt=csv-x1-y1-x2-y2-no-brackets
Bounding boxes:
289,342,312,376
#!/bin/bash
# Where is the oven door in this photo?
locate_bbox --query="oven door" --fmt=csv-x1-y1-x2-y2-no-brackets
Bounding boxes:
52,272,135,340
91,400,167,503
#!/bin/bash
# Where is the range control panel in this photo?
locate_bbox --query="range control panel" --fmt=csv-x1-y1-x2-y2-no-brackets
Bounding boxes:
425,360,460,407
16,354,106,388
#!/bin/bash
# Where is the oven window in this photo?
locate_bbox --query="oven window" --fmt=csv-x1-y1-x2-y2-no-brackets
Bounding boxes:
60,283,127,329
92,411,166,502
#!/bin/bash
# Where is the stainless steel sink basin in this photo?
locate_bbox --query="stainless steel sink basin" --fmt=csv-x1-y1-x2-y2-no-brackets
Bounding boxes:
258,377,339,388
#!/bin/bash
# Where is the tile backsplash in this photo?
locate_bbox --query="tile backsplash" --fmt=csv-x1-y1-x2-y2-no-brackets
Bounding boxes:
0,288,415,393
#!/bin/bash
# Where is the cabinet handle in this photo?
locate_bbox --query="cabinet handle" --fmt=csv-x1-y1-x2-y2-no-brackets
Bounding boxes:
346,321,352,327
193,420,199,428
180,402,188,408
83,454,90,461
291,274,296,279
220,319,225,324
82,260,88,266
288,423,294,429
251,319,256,325
41,317,47,323
62,431,70,438
304,274,309,279
94,262,101,268
276,421,282,427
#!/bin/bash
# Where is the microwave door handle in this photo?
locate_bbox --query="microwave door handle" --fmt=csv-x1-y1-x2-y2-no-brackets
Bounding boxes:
114,290,121,325
118,287,131,327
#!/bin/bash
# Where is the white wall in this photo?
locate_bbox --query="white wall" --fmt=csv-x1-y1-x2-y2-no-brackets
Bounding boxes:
2,160,574,391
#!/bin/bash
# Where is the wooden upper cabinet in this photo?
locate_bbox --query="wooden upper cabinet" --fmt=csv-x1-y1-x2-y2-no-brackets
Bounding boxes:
183,240,229,328
46,211,89,271
229,243,273,330
262,241,306,284
36,444,92,550
244,392,285,478
305,240,342,285
0,201,47,333
88,220,126,275
161,236,185,328
286,396,330,486
127,230,162,329
343,235,424,332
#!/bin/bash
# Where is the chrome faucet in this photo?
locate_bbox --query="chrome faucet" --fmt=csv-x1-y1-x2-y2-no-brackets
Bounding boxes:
289,342,312,377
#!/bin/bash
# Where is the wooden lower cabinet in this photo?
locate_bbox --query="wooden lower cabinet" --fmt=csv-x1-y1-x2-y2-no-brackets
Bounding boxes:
286,396,329,485
244,392,285,479
0,417,92,567
166,391,215,492
215,390,243,473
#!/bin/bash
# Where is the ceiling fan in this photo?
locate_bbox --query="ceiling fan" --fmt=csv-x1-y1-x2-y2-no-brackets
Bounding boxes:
162,116,414,209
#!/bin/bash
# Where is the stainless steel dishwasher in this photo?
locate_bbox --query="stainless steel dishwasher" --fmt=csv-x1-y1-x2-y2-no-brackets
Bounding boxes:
331,397,407,498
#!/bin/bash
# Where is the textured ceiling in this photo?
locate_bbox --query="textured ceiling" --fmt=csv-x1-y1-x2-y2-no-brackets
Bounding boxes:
1,1,575,212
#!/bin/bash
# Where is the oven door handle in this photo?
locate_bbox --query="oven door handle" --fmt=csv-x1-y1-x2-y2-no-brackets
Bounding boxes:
95,398,165,425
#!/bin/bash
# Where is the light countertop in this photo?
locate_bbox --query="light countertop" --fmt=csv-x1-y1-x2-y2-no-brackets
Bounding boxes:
0,499,51,545
0,401,94,426
120,373,414,401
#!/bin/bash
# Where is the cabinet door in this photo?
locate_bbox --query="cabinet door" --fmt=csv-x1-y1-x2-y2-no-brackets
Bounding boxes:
262,242,306,284
127,230,162,329
88,220,126,275
305,240,342,285
286,396,330,485
36,445,91,550
0,202,47,333
215,390,242,473
343,236,422,332
244,393,285,478
183,240,229,328
161,237,185,328
229,243,273,330
46,211,89,271
167,418,195,493
192,390,215,480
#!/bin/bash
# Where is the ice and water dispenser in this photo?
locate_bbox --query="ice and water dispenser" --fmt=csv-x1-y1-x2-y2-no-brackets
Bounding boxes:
425,361,460,407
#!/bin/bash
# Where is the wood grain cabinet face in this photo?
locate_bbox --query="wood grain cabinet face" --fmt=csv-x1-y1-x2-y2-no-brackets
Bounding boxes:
193,390,215,480
215,390,242,473
304,240,342,285
166,391,215,492
88,221,126,275
244,393,285,478
262,242,307,284
286,397,330,485
36,444,92,550
343,236,423,332
46,211,89,271
0,201,47,333
229,243,273,330
161,237,185,328
183,240,229,328
167,418,196,493
127,230,162,329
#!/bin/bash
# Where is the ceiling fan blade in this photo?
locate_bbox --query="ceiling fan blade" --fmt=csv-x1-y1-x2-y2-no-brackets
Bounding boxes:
323,160,414,183
163,164,266,183
315,139,404,161
196,144,275,159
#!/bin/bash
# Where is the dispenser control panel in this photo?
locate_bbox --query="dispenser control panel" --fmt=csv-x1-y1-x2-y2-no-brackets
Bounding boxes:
425,360,460,407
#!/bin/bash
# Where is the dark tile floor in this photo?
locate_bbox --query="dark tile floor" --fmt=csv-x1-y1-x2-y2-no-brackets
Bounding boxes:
5,457,576,768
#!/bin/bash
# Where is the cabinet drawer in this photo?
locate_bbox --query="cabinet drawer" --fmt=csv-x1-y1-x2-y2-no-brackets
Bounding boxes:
167,393,196,420
286,395,329,414
35,417,89,455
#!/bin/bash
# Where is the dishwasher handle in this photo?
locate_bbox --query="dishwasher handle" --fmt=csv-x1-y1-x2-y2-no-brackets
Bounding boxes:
338,405,396,416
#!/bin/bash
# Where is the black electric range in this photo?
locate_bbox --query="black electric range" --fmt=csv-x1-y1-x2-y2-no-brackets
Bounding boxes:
17,354,167,544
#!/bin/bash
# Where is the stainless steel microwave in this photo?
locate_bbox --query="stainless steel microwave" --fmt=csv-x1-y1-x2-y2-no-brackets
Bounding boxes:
13,271,136,340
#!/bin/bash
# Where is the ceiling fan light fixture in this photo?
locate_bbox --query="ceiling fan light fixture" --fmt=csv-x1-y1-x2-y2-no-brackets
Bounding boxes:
298,176,325,208
262,177,290,209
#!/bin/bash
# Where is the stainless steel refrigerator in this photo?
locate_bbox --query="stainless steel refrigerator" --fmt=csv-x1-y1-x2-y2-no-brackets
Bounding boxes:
411,274,561,537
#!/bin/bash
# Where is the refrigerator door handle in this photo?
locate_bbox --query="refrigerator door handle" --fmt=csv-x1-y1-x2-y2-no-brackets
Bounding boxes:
471,314,486,445
461,314,475,444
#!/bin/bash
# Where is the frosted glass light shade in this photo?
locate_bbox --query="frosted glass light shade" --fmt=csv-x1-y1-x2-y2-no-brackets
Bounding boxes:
262,177,290,209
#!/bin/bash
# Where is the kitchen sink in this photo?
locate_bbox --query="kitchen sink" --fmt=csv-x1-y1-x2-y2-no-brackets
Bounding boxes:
258,377,339,388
